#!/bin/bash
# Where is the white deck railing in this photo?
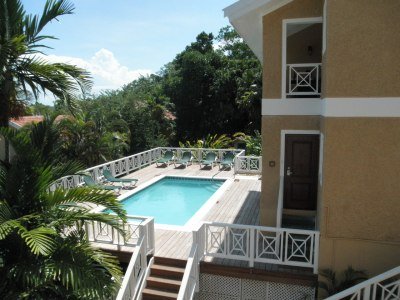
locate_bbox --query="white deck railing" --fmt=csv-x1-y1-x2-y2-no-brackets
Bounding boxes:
52,148,162,190
115,230,148,300
159,147,244,163
287,63,321,96
234,155,262,174
177,222,320,300
85,216,155,254
199,222,319,273
51,147,259,190
325,266,400,300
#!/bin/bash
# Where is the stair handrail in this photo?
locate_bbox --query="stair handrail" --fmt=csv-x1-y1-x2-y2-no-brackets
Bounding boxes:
324,266,400,300
177,224,205,300
177,243,199,300
115,225,148,300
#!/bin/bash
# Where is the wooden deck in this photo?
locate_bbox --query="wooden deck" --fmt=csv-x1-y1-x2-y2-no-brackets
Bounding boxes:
121,163,261,260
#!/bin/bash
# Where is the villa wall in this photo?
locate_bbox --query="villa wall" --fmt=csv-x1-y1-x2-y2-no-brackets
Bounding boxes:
260,115,321,227
262,0,323,99
256,0,400,278
318,117,400,275
323,0,400,97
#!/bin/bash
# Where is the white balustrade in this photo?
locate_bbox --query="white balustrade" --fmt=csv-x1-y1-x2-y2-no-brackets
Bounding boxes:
325,266,400,300
287,63,321,96
115,229,148,300
234,155,262,174
52,148,163,190
85,216,155,254
159,147,243,163
199,222,320,273
52,147,256,190
178,222,320,299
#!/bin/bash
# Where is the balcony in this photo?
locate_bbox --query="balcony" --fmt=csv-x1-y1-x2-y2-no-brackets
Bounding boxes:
286,63,321,98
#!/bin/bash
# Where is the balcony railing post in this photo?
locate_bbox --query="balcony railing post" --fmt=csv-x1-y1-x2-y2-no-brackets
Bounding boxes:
313,232,320,274
363,285,371,299
249,227,255,268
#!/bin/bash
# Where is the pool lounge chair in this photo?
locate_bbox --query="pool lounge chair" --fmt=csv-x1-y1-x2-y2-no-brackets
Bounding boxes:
156,150,174,166
174,151,193,168
102,169,138,187
200,152,217,169
219,152,235,170
82,175,122,191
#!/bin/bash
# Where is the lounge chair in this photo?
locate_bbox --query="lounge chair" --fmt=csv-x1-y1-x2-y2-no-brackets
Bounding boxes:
82,175,122,191
156,150,174,166
219,152,235,170
174,151,193,168
200,152,217,169
102,169,138,187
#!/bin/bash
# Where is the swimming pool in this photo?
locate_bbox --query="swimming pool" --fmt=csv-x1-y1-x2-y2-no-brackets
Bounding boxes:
112,176,226,226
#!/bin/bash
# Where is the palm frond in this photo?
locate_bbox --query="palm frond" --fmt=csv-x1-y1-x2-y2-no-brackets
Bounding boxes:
24,0,74,44
19,226,57,256
45,187,126,220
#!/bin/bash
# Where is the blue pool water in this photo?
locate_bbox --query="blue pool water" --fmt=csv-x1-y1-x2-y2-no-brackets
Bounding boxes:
113,177,225,226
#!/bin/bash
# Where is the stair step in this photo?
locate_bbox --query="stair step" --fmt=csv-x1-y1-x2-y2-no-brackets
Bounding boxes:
151,264,185,279
154,256,187,268
142,287,178,300
147,276,181,292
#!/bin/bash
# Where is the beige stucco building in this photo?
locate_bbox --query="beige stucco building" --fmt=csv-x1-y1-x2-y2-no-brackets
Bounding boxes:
225,0,400,277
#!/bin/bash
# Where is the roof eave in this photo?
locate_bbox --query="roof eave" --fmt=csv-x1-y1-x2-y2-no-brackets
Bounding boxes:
223,0,294,63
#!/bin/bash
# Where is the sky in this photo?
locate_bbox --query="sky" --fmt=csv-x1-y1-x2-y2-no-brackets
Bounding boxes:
21,0,237,105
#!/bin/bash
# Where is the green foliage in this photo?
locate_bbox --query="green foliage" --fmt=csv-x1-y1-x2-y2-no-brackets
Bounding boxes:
57,115,130,167
163,27,261,141
0,127,126,298
179,133,233,149
318,267,368,297
179,131,261,156
234,131,262,156
0,0,92,126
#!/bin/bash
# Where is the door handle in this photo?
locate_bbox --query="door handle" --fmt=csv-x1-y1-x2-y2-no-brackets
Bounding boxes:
286,166,292,176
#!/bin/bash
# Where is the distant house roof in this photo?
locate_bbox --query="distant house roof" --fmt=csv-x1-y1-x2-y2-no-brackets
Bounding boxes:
9,116,44,129
223,0,293,62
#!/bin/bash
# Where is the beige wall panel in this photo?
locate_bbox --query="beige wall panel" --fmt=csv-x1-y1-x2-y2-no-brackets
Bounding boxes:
324,0,400,97
262,0,323,98
321,118,400,243
319,237,400,278
260,115,321,226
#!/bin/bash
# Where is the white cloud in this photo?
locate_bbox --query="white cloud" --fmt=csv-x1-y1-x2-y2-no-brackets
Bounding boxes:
37,49,152,97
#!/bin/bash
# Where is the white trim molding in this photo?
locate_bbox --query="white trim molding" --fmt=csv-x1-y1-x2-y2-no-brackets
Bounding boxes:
262,98,322,115
223,0,294,62
262,98,400,117
281,18,323,99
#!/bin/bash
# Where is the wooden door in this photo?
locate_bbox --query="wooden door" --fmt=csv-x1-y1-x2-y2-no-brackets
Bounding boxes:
283,134,319,210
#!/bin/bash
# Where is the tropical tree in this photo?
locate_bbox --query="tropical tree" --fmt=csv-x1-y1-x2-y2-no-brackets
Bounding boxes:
0,0,92,126
0,127,127,298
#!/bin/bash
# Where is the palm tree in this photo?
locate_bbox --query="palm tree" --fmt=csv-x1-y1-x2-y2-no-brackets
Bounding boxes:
0,0,92,160
0,128,128,299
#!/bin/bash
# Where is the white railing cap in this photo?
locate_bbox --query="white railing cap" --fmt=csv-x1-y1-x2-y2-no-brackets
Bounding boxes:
325,266,400,300
287,63,322,67
204,221,320,235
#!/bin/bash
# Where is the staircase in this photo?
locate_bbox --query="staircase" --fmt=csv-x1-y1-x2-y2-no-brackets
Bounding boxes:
142,257,187,300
